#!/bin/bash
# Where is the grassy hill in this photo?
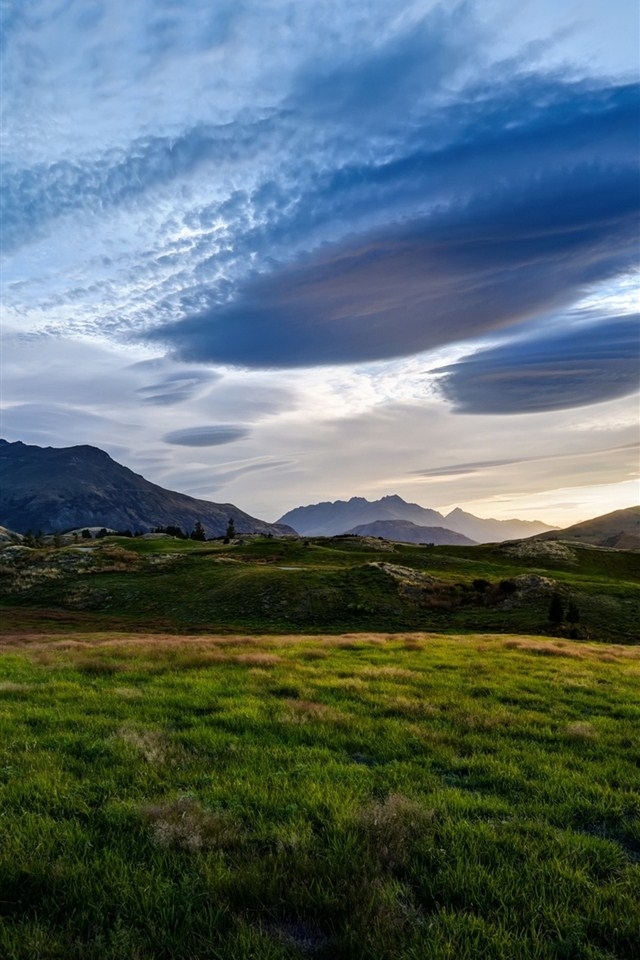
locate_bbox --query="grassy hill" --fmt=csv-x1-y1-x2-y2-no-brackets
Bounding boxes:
0,630,638,959
1,534,638,642
536,506,640,549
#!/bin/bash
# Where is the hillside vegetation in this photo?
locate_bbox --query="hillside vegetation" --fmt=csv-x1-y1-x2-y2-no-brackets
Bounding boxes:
1,534,638,643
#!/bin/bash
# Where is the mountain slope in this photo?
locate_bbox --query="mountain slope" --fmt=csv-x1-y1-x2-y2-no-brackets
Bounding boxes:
443,507,556,543
536,506,640,548
278,495,554,542
345,520,476,545
0,439,293,537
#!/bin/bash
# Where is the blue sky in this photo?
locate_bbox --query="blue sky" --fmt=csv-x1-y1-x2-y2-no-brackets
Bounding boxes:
1,0,638,524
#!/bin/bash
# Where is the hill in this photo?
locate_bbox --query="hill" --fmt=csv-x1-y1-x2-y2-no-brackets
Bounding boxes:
1,531,637,643
278,494,555,542
345,519,475,545
0,439,293,538
536,506,640,548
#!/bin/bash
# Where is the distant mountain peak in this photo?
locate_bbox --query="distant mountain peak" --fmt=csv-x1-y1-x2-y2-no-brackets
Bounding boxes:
278,494,555,542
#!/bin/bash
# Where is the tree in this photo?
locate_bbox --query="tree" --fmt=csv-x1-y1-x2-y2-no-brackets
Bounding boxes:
566,600,580,624
81,529,91,539
548,592,564,624
191,521,206,542
224,518,236,543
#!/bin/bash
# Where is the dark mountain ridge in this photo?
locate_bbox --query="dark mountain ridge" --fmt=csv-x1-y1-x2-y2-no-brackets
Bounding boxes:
0,439,293,538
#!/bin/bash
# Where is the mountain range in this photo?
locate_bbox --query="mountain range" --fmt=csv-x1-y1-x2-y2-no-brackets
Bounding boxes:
277,495,556,543
0,439,293,538
3,439,633,548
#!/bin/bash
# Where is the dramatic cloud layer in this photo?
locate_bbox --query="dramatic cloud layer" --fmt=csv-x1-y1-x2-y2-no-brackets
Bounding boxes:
438,315,640,413
1,0,638,524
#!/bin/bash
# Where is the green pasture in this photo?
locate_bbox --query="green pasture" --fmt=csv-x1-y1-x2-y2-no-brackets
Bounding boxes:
0,631,638,959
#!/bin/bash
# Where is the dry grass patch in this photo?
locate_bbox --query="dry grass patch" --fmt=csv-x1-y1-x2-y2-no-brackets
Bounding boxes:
565,721,598,741
282,699,346,724
141,796,240,852
75,658,127,675
119,727,174,766
503,637,640,662
113,686,143,700
459,709,510,731
360,666,417,680
503,638,586,658
233,653,281,667
380,695,436,718
358,794,436,871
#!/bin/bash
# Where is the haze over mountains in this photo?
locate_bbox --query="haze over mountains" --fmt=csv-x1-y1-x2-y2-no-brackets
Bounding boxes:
277,495,556,543
0,440,293,538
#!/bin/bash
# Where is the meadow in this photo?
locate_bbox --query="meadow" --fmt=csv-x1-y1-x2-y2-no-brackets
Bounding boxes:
0,536,638,958
0,629,639,959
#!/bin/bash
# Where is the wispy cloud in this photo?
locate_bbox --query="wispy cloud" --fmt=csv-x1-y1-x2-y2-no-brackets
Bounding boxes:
412,442,640,478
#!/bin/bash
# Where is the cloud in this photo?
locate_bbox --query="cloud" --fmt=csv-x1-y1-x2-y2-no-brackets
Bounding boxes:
135,370,219,406
437,315,640,414
146,80,638,369
163,425,249,446
411,443,640,478
289,4,476,127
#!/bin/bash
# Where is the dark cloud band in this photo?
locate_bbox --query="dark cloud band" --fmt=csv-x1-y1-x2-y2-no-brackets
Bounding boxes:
437,315,640,414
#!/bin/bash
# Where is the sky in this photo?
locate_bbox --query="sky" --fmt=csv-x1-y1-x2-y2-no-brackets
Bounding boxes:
1,0,639,527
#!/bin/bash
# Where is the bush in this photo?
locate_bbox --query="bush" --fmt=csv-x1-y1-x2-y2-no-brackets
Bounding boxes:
548,592,564,623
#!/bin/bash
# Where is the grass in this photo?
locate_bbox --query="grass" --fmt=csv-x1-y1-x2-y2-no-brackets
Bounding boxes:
0,630,638,959
1,534,638,641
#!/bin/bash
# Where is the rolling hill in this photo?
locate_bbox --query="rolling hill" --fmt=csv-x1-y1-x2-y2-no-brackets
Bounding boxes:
535,505,640,548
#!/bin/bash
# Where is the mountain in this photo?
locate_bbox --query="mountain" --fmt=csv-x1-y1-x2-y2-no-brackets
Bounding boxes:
0,439,294,538
277,495,554,542
535,506,640,549
345,520,476,545
277,495,444,537
442,507,556,543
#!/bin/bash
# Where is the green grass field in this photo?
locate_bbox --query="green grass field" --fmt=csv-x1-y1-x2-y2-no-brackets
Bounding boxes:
0,535,638,957
0,629,638,959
